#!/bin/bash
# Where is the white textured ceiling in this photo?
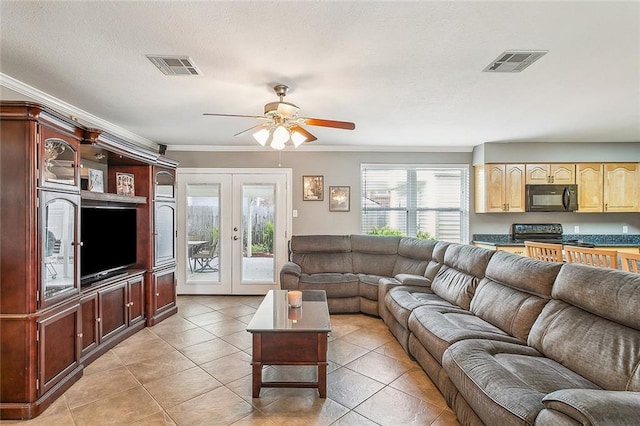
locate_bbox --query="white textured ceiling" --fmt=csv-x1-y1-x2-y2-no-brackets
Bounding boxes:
1,1,639,151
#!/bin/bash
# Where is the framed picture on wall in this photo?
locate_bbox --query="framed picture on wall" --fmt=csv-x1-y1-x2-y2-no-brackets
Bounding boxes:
116,172,135,196
303,175,324,201
329,186,350,212
88,168,104,192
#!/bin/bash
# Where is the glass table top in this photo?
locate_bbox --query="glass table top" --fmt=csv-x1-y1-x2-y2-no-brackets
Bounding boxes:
247,290,331,333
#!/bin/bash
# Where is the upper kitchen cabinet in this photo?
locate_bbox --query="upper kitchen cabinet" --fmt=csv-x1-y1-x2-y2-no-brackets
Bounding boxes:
475,164,525,213
576,163,604,212
525,164,575,185
577,163,639,212
604,163,639,212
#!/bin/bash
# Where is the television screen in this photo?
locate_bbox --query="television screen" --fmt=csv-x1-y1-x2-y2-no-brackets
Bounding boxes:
81,206,137,285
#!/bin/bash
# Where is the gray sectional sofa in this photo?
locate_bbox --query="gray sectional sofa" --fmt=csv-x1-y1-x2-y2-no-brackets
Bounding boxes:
280,234,640,426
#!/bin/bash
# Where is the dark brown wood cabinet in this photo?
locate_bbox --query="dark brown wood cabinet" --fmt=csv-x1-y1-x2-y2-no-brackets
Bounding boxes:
0,102,178,420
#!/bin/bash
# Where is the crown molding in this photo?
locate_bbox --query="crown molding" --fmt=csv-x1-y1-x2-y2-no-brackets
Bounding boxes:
1,73,157,150
167,144,474,153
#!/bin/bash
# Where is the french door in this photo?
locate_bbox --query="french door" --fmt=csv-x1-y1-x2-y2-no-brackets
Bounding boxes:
176,168,291,295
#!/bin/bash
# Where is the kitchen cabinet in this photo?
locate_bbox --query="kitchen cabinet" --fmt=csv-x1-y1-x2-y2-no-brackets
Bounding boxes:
577,163,639,212
525,164,575,185
576,163,604,212
475,164,525,213
604,163,639,212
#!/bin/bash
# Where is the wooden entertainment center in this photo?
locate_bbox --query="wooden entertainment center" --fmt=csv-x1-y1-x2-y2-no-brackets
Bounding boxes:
0,101,178,419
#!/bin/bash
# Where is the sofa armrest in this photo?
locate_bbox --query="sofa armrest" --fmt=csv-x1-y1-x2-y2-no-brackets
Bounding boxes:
394,273,431,287
539,389,640,425
280,262,302,290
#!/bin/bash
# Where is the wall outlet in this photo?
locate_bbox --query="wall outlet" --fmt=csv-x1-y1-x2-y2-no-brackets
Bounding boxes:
623,225,628,234
292,209,298,218
574,226,580,234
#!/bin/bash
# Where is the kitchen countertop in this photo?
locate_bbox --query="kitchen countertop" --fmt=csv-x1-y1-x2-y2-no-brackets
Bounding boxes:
472,234,640,247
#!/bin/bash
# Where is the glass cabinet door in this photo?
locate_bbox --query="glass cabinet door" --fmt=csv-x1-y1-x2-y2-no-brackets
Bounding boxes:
40,127,79,190
155,202,176,266
41,191,80,307
155,169,175,199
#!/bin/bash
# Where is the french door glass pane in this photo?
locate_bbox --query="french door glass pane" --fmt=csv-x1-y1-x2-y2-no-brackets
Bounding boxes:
186,184,220,282
241,183,275,282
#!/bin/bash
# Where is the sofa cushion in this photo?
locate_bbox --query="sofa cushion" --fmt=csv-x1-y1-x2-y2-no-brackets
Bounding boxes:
552,263,640,330
298,273,360,298
528,264,640,392
430,244,494,310
385,286,453,329
351,234,399,276
357,274,383,301
408,305,521,364
443,339,600,426
470,251,562,342
290,235,353,274
528,299,640,392
391,237,436,277
425,241,449,281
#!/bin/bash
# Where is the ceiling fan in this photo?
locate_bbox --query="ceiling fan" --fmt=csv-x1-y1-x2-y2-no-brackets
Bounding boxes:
203,84,356,149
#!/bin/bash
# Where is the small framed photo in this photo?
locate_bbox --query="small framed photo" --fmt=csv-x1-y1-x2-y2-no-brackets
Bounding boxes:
88,168,104,192
116,172,135,196
329,186,350,212
303,175,324,201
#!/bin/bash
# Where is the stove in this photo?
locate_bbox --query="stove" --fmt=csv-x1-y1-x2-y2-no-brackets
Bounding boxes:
511,223,595,248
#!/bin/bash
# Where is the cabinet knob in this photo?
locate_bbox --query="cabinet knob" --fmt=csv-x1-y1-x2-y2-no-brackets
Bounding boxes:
96,317,101,322
156,293,160,297
77,333,83,338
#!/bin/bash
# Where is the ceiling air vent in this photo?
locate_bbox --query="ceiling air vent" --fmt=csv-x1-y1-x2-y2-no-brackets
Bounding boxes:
146,55,201,76
483,50,547,73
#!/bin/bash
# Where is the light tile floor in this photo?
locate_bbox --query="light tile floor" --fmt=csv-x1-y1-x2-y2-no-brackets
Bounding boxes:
8,295,460,426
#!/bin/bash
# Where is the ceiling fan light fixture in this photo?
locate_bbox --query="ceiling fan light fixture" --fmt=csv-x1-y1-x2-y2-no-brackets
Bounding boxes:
271,125,289,150
252,128,270,146
291,130,307,148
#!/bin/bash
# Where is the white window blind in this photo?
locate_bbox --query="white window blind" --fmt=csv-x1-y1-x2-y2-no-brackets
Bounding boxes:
361,164,469,243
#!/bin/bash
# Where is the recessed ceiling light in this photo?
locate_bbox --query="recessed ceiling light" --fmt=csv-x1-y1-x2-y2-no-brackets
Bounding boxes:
483,50,548,73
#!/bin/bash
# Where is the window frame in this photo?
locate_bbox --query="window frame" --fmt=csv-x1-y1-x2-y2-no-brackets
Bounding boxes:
360,163,470,243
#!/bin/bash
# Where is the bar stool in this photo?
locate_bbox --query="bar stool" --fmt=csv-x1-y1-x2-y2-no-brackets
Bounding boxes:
618,251,640,273
564,246,618,269
524,241,563,263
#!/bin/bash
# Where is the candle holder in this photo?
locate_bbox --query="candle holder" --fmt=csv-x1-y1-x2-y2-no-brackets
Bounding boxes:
288,306,302,321
287,290,302,308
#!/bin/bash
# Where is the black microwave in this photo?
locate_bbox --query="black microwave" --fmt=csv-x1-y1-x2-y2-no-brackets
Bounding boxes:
525,184,578,212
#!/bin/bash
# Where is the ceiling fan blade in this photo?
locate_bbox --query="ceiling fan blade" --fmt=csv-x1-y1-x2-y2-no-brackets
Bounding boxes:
203,113,267,119
234,123,268,137
290,125,317,142
301,117,356,130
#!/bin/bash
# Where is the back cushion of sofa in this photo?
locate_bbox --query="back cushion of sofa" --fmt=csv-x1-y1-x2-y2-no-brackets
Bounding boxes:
424,241,449,281
471,251,562,341
351,234,400,276
391,237,436,277
290,235,353,274
528,264,640,391
430,244,494,310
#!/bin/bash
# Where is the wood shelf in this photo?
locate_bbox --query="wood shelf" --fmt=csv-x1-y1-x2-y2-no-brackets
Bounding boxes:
81,190,146,204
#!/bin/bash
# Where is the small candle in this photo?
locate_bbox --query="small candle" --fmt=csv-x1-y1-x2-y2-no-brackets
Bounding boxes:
288,290,302,307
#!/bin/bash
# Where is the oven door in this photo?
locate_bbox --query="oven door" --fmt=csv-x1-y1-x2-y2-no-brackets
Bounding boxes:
526,184,578,212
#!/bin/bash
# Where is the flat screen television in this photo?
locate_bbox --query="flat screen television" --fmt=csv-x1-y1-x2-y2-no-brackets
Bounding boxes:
81,206,137,285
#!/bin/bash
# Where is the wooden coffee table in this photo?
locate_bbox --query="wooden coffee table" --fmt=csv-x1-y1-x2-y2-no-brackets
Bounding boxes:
247,290,331,398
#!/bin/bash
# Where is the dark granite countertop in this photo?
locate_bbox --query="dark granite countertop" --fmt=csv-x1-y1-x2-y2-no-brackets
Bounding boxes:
472,234,640,247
